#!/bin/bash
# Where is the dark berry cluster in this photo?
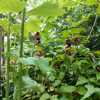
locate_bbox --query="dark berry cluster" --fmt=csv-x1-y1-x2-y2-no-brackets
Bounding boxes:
65,37,80,55
65,38,73,55
34,32,41,46
74,38,79,45
34,32,43,58
36,51,42,58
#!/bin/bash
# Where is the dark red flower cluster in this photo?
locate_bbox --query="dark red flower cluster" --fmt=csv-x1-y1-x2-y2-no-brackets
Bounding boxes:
73,91,80,95
34,32,41,46
74,38,79,45
36,51,42,58
65,38,73,55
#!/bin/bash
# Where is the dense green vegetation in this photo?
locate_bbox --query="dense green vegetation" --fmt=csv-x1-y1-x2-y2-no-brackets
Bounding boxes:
0,0,100,100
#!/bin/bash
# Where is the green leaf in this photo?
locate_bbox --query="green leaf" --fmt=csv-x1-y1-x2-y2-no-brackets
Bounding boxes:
13,87,18,100
76,76,89,85
0,0,27,13
50,95,58,100
25,21,41,33
35,46,42,51
43,23,54,32
64,55,71,69
12,70,40,91
52,80,61,87
29,18,43,25
59,72,65,79
76,86,87,95
11,24,21,33
40,93,50,100
96,71,100,80
93,51,100,55
4,52,17,61
85,0,97,6
81,84,96,100
97,4,100,15
18,57,51,74
28,2,66,18
59,85,77,93
62,28,86,38
0,19,10,30
35,58,51,75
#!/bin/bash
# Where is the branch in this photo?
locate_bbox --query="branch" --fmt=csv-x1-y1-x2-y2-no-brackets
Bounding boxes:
85,14,97,44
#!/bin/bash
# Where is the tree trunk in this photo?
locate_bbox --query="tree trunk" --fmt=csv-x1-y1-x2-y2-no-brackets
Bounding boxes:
0,14,2,99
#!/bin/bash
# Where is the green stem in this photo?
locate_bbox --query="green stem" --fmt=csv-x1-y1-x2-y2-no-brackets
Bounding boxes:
6,13,11,100
18,0,27,100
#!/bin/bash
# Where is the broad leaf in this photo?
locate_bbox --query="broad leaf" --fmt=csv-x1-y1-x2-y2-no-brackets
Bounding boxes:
62,28,86,38
96,71,100,80
85,0,97,6
12,70,40,91
25,22,41,33
18,57,51,74
81,84,100,100
13,87,18,100
97,4,100,15
4,52,17,61
0,0,27,13
28,2,66,18
76,86,87,95
35,46,42,51
11,24,21,33
59,85,77,93
76,76,89,85
40,93,50,100
50,95,58,100
0,19,10,30
52,80,61,87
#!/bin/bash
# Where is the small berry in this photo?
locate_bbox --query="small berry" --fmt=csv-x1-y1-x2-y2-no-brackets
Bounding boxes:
66,43,71,47
74,38,79,42
36,40,41,44
66,50,72,55
35,43,39,46
36,32,40,36
36,53,41,58
39,51,42,53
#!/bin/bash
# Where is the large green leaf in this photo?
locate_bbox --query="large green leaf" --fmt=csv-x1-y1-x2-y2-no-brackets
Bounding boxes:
97,4,100,15
81,84,100,100
59,85,77,93
96,71,100,80
18,57,51,74
40,93,50,100
34,58,51,75
4,52,17,61
25,21,41,33
0,0,27,13
13,87,18,100
76,76,89,85
50,95,58,100
62,28,86,38
0,19,10,30
28,2,66,18
11,24,21,33
76,86,87,95
85,0,97,6
43,23,54,32
12,70,40,91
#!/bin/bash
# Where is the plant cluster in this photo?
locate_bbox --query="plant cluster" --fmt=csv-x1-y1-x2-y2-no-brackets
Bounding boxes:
0,0,100,100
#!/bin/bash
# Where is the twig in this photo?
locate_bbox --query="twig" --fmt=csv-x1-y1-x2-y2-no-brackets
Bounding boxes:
85,14,97,44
